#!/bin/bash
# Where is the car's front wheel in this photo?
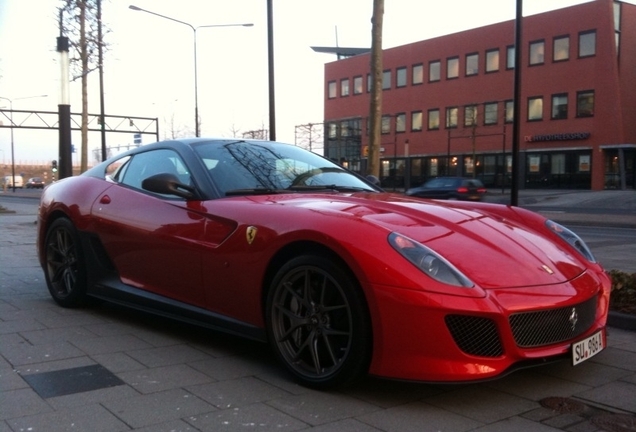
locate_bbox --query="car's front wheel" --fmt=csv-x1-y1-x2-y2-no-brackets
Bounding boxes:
43,218,88,307
266,254,371,389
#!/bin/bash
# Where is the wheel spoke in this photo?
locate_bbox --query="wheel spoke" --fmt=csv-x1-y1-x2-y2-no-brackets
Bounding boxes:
46,227,79,297
320,332,338,367
292,329,322,374
273,303,310,342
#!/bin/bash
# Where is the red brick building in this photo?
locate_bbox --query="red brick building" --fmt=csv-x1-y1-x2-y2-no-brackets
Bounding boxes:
322,0,635,190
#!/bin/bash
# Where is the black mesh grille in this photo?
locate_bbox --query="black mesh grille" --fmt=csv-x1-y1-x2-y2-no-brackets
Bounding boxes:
445,315,504,357
509,296,598,348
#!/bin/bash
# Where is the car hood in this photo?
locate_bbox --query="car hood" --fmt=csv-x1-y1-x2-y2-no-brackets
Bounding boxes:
250,192,586,289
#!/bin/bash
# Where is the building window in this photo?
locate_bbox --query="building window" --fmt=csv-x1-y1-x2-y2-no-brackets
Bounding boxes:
412,64,423,85
552,154,566,175
396,67,407,88
551,94,568,119
464,105,477,127
396,113,406,132
486,49,499,73
529,40,545,65
412,111,423,131
446,107,458,128
367,73,371,92
427,109,439,130
465,53,479,76
328,122,337,138
527,97,543,121
381,115,391,134
505,100,514,123
340,120,351,137
579,30,596,57
506,45,515,69
484,102,498,125
553,36,569,62
340,78,349,97
429,60,441,82
328,81,337,99
382,70,392,90
576,90,594,117
353,76,363,95
447,57,459,79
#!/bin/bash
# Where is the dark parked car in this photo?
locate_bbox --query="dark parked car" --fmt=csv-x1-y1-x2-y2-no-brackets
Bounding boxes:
25,177,45,189
406,177,487,201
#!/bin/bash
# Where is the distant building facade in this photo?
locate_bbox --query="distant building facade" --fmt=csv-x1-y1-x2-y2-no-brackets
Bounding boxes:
322,0,635,190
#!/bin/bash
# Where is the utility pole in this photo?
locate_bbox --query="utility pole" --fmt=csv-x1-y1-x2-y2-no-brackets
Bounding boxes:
367,0,384,178
98,0,107,161
511,0,523,206
57,10,73,179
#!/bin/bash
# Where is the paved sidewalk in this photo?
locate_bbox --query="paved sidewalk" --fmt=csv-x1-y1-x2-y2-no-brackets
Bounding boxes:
1,198,635,432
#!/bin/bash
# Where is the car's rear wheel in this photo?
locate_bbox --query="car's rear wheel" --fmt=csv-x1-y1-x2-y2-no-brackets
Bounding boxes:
266,254,371,389
44,218,88,308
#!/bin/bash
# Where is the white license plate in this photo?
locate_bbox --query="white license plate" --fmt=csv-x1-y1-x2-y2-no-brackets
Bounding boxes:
572,330,604,366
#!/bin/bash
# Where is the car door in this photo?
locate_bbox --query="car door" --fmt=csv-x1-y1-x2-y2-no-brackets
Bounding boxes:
91,149,207,307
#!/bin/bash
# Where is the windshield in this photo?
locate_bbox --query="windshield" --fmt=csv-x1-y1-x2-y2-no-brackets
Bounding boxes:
193,140,379,196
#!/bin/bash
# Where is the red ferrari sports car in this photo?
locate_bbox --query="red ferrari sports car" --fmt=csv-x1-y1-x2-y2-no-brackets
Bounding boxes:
37,138,610,389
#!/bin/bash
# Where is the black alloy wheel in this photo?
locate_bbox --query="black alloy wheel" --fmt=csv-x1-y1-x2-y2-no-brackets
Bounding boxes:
44,218,88,307
266,254,371,389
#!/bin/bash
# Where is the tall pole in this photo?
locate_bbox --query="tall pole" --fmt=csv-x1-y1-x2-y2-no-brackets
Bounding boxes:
98,0,107,161
129,5,252,137
58,9,73,180
267,0,276,140
192,26,199,137
367,0,384,178
511,0,523,206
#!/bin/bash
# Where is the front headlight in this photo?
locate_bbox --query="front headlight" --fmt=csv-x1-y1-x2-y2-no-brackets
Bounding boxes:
546,220,596,263
388,232,473,287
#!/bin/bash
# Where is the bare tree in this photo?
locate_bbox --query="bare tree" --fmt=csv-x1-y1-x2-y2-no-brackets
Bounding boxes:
59,0,109,172
162,112,190,140
242,127,269,140
295,122,324,154
367,0,384,177
228,124,243,138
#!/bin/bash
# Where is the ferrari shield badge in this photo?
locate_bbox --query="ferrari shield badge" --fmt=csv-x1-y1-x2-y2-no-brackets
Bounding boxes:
246,226,258,245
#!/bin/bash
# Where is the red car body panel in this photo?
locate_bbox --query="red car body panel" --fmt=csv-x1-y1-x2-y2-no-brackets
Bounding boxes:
37,174,611,383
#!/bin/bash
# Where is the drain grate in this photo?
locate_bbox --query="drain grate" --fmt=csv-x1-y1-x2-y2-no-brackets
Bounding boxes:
540,397,588,414
540,397,636,432
592,414,636,432
21,364,125,398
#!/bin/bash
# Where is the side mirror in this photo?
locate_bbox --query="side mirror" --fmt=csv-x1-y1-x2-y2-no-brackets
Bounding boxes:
141,173,198,200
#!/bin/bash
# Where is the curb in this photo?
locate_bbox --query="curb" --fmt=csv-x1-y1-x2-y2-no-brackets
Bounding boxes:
608,310,636,332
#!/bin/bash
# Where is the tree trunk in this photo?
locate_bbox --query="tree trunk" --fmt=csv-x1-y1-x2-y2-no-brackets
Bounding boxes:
367,0,384,177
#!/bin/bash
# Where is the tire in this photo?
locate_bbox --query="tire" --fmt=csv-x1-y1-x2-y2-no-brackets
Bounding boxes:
266,254,371,389
43,218,88,307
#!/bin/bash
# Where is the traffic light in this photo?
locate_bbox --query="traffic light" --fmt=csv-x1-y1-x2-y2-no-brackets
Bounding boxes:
52,160,58,173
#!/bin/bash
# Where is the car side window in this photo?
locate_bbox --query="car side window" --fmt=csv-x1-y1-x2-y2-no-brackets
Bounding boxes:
118,149,193,194
105,156,131,182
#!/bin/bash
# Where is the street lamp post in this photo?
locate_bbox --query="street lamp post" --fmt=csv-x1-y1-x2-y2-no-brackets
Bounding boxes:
129,5,253,137
0,95,48,192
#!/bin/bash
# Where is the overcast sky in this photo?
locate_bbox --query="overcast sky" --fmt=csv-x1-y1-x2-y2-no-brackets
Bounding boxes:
1,0,625,165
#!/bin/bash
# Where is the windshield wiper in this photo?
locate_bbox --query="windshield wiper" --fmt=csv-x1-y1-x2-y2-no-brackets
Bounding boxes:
225,188,285,196
287,184,371,193
225,185,374,196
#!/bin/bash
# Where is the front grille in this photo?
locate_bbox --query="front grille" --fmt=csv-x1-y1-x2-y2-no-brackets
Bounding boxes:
445,315,504,357
509,296,598,348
